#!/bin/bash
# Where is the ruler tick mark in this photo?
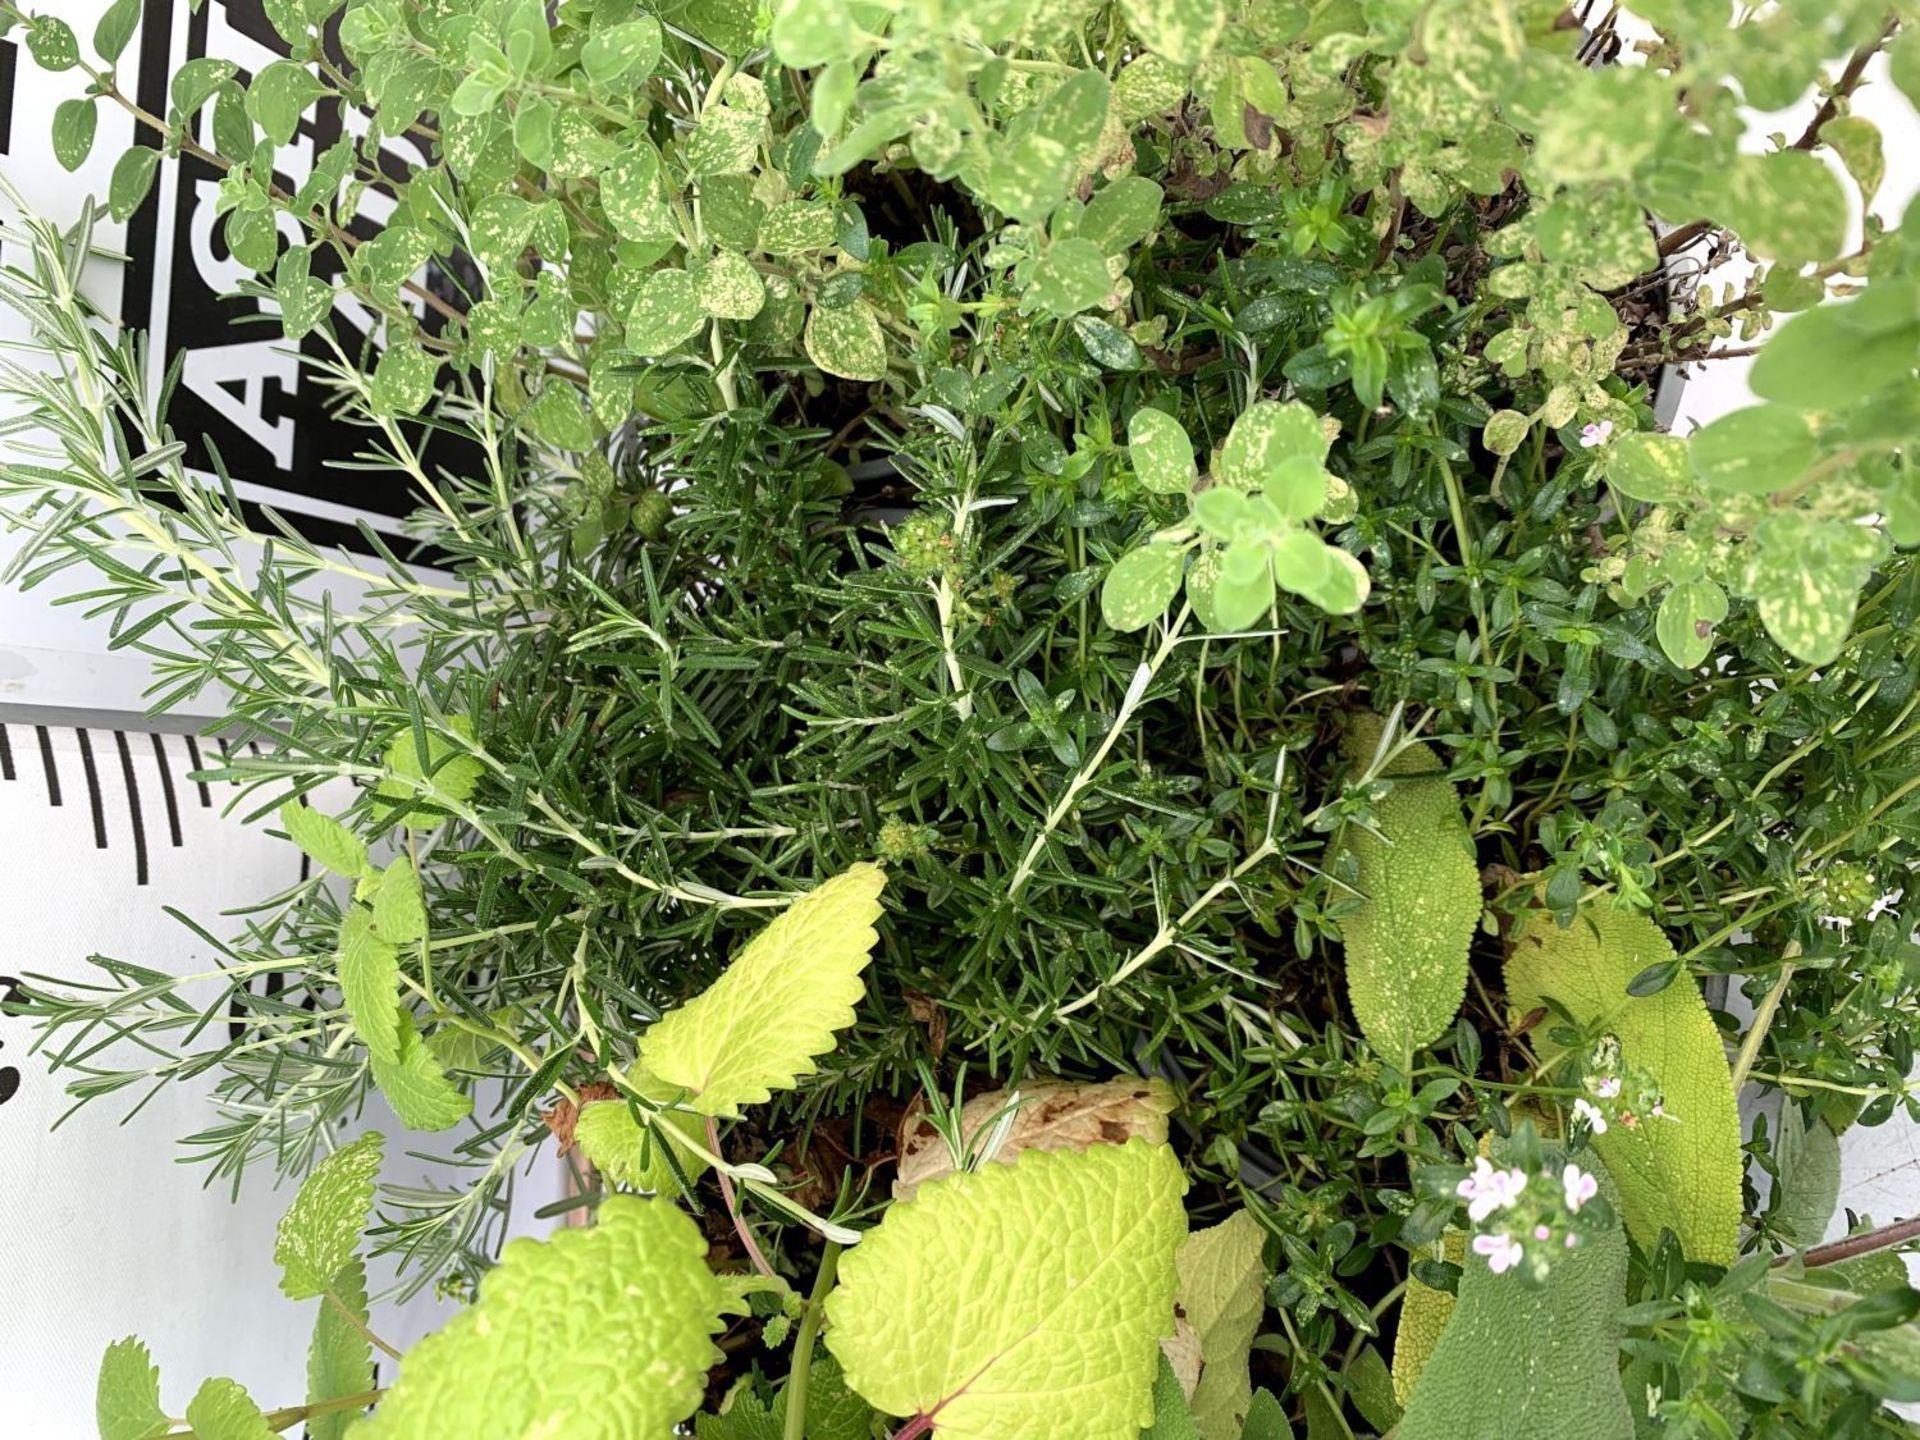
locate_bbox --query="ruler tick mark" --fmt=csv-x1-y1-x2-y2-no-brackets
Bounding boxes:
185,734,212,807
34,725,60,807
75,728,107,850
150,733,183,848
114,731,149,886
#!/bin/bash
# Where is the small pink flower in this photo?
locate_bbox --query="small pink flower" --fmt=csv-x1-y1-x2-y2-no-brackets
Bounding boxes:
1579,421,1615,449
1565,1234,1580,1249
1473,1231,1524,1274
1456,1156,1529,1222
1563,1163,1599,1213
1593,1075,1622,1099
1534,1224,1551,1241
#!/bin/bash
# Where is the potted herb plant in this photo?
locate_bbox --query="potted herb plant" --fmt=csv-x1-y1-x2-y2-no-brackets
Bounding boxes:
5,0,1920,1436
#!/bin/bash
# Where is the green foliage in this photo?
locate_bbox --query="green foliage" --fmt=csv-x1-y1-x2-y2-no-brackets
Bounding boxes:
1146,1352,1203,1440
826,1142,1187,1439
360,1197,726,1440
1333,714,1480,1065
183,1378,276,1440
1398,1151,1633,1440
572,1080,708,1194
278,802,371,880
5,0,1920,1433
1770,1103,1842,1250
1506,904,1743,1265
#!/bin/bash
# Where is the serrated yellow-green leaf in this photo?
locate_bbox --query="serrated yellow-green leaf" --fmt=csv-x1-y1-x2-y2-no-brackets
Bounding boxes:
374,716,482,831
826,1141,1187,1440
97,1337,167,1440
1334,714,1480,1064
306,1258,374,1440
1505,903,1742,1264
184,1377,275,1440
574,1075,709,1194
275,1130,383,1299
370,858,426,946
338,908,402,1065
1172,1209,1266,1440
358,1196,725,1440
643,863,886,1117
1390,1231,1462,1408
279,801,369,879
1397,1151,1631,1440
370,1018,472,1132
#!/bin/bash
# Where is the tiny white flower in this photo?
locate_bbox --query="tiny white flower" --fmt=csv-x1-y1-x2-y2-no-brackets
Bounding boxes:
1473,1231,1524,1274
1563,1162,1599,1213
1579,420,1614,449
1572,1097,1609,1134
1592,1075,1622,1099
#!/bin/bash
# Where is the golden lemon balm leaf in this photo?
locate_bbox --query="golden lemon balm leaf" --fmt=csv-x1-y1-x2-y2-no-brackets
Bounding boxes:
828,1141,1187,1440
644,863,887,1117
573,1069,709,1194
892,1075,1175,1200
359,1196,725,1440
1504,902,1742,1264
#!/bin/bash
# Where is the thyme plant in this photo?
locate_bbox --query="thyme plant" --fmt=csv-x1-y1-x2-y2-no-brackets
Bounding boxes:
5,0,1920,1435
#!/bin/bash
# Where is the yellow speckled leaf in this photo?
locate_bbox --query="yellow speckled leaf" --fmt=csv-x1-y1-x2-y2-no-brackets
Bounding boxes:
1391,1231,1463,1408
1505,903,1742,1264
643,864,886,1116
1336,714,1481,1064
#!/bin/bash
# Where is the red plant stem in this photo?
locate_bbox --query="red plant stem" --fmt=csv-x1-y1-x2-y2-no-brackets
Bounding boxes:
1785,1214,1920,1270
705,1115,777,1282
892,1417,934,1440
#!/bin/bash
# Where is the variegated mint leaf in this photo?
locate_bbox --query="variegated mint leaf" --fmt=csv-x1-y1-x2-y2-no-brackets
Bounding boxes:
274,1130,383,1299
